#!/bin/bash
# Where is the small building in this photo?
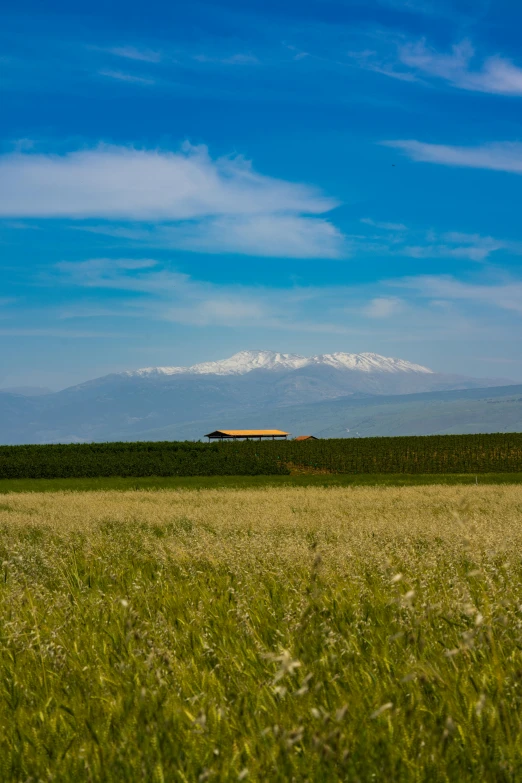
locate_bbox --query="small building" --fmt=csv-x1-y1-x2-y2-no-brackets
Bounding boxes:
205,429,289,441
294,435,319,441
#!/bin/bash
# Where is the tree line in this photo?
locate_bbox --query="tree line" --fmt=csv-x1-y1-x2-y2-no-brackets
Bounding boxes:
0,433,521,478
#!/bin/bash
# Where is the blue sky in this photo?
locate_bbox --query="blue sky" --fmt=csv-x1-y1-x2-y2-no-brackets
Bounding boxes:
2,0,522,388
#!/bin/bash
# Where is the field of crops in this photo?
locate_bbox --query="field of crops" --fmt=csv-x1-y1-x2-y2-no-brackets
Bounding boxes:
2,484,522,780
1,432,522,478
0,441,289,478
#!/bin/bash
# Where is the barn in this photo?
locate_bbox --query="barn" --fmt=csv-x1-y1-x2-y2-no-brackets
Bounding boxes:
294,435,319,441
205,429,289,441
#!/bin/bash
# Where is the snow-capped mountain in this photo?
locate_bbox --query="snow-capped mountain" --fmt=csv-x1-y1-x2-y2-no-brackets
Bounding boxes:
122,350,434,378
0,349,513,444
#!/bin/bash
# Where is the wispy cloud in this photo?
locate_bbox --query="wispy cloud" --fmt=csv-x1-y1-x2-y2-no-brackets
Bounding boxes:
0,143,343,258
55,257,522,345
0,144,336,220
363,296,404,318
360,217,407,231
98,70,155,85
106,46,161,63
398,39,522,95
84,213,512,263
172,214,343,258
222,53,259,65
353,36,522,96
383,139,522,174
283,44,310,62
402,232,518,262
355,220,519,262
87,215,345,259
395,275,522,315
56,258,158,282
56,258,352,331
347,49,419,83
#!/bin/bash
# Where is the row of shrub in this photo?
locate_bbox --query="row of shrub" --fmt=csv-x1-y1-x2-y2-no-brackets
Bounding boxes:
0,442,289,478
271,433,522,474
0,433,521,478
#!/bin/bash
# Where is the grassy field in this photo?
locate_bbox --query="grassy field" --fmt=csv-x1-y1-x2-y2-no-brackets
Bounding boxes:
1,471,522,493
2,484,522,780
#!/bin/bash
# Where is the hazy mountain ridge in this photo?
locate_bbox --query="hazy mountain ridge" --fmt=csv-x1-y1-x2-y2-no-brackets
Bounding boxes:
0,386,53,397
0,349,516,444
99,385,522,443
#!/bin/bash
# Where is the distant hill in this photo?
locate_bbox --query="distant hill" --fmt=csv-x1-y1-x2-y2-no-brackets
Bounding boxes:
0,386,53,397
0,350,517,444
102,384,522,442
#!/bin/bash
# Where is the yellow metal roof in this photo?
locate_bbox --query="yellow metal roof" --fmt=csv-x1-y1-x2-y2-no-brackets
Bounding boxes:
206,429,289,436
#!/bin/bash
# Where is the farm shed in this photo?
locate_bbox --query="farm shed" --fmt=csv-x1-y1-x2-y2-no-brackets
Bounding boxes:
205,429,289,441
294,435,319,441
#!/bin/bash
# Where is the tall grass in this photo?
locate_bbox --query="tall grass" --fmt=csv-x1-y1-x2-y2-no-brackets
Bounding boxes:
1,485,522,780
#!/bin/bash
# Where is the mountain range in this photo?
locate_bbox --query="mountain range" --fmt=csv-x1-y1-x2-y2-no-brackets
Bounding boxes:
0,350,519,444
123,350,434,378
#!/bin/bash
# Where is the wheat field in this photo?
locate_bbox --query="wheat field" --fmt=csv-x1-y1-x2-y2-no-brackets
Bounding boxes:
2,485,522,781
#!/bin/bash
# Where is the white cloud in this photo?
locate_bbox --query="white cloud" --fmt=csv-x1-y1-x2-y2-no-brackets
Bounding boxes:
43,258,522,355
0,143,336,220
0,143,343,258
56,258,350,331
396,275,522,315
347,49,418,83
56,258,159,284
402,233,515,262
181,215,343,258
442,232,514,260
98,70,155,85
383,139,522,175
357,220,518,262
363,297,404,318
399,38,522,95
357,37,522,96
399,39,471,80
90,214,345,258
166,298,270,327
403,245,492,262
